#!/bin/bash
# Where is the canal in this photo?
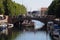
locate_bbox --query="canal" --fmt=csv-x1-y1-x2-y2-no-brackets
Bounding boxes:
0,20,52,40
14,31,51,40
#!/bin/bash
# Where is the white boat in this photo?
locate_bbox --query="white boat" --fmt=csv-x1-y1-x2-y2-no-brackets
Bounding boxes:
0,23,13,35
0,15,14,35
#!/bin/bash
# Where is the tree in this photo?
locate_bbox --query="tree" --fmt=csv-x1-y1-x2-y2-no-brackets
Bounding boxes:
48,0,60,17
0,0,5,14
0,0,27,16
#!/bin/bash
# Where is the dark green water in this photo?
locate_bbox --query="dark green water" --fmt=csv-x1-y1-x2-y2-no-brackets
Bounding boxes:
7,31,51,40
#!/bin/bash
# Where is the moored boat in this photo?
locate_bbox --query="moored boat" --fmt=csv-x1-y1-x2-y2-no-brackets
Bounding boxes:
22,20,34,31
47,19,60,40
0,22,13,35
0,15,14,35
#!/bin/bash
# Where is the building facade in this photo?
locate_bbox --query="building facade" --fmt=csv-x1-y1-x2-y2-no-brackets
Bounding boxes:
41,7,47,17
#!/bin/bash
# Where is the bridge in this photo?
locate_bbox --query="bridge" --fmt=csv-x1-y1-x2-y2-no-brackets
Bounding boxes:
12,15,54,31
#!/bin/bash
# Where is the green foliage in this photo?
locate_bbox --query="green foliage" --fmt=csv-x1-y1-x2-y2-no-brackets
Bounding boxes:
0,0,27,16
0,0,5,14
48,0,60,17
12,3,27,16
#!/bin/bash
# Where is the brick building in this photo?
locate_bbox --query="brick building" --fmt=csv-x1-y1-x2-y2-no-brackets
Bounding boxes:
41,7,47,17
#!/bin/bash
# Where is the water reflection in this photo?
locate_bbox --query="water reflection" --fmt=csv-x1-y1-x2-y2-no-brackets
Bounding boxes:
15,31,51,40
0,34,8,40
0,20,51,40
8,31,20,40
0,31,51,40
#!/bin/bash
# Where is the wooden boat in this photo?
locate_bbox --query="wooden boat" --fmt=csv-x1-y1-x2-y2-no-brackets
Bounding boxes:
22,20,34,27
22,20,34,31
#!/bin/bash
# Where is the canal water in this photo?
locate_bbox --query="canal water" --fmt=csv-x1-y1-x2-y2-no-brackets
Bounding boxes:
14,31,51,40
0,20,52,40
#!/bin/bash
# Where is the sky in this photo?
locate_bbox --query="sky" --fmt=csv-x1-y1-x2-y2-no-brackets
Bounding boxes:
12,0,53,11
